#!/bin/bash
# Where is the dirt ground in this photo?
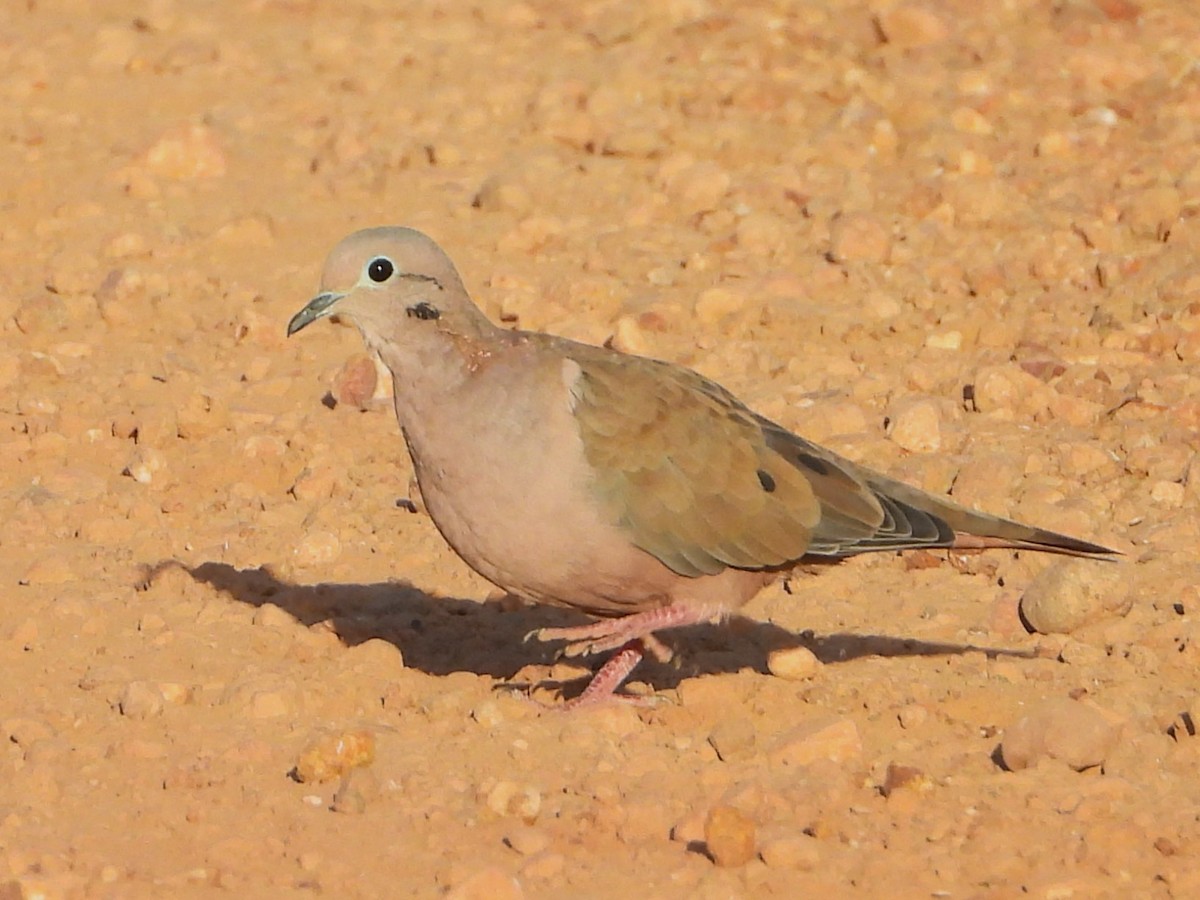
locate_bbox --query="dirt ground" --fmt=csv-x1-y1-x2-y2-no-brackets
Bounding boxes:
3,0,1200,896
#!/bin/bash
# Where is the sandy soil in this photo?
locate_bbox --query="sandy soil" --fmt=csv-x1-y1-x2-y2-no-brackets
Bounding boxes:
3,0,1200,896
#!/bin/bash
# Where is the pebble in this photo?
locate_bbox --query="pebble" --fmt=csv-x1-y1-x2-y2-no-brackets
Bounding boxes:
897,704,929,730
293,729,376,784
769,717,862,767
290,463,338,501
485,780,542,823
210,215,275,247
1120,185,1181,241
880,762,931,798
117,681,165,719
1019,559,1130,635
885,396,943,453
693,285,748,327
124,446,167,484
293,530,342,567
970,364,1051,418
616,800,670,844
446,867,523,900
222,677,301,720
758,833,821,871
608,314,652,356
662,159,731,213
342,637,405,675
1000,698,1119,772
708,717,758,762
736,212,788,257
827,211,892,264
504,825,550,857
332,353,379,409
141,123,227,180
704,805,756,868
766,646,822,681
19,556,75,586
519,852,564,881
251,603,295,630
875,5,949,48
474,171,534,215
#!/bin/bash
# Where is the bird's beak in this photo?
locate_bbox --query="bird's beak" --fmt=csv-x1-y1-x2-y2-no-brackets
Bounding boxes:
287,291,346,336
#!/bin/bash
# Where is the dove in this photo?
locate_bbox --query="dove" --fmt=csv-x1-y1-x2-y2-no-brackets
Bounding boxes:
287,226,1116,707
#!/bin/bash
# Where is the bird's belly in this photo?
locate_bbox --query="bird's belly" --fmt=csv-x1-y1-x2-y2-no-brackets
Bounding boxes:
413,451,664,613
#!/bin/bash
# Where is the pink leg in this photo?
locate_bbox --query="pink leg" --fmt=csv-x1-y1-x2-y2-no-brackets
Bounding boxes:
558,640,647,710
528,602,724,708
529,602,722,659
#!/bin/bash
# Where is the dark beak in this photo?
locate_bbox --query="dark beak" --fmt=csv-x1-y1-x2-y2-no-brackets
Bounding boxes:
287,291,345,336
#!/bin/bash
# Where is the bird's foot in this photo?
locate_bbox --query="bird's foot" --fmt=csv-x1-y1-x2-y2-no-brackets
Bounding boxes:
527,602,721,661
553,640,656,710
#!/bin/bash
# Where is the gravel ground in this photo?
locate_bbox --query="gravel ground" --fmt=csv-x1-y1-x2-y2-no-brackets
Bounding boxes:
3,1,1199,897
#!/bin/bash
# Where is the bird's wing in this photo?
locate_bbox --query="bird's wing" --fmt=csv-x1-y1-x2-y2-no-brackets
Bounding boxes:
570,349,879,576
565,344,1113,576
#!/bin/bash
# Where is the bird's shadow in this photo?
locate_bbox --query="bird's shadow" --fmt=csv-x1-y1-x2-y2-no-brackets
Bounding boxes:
143,560,1034,697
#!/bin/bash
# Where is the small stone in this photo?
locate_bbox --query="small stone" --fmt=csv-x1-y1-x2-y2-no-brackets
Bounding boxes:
290,464,337,502
694,285,747,327
211,215,274,247
117,681,164,719
704,805,756,868
519,852,564,881
875,5,949,48
252,603,296,630
759,833,821,870
1150,480,1185,509
1020,559,1129,635
486,781,542,823
708,717,757,762
885,396,942,453
925,331,962,350
608,314,651,356
617,800,670,844
736,212,788,257
769,717,862,767
222,676,301,720
897,704,929,730
19,556,74,586
472,701,505,728
293,729,376,784
828,212,892,264
333,353,379,409
124,446,167,484
971,365,1050,417
332,771,377,815
158,682,192,705
293,530,342,567
950,106,992,136
663,160,731,213
880,762,930,798
474,172,534,215
1000,698,1119,772
766,646,821,681
142,123,227,180
1120,185,1181,241
343,637,405,673
446,867,524,900
1036,131,1074,158
504,825,550,857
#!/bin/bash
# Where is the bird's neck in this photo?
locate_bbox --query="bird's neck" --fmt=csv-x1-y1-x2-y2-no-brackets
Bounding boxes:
376,319,514,424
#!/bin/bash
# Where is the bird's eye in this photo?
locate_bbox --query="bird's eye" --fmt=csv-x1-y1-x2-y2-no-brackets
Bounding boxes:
367,257,395,283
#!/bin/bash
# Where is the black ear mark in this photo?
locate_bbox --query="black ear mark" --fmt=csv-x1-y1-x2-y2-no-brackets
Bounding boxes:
405,301,441,321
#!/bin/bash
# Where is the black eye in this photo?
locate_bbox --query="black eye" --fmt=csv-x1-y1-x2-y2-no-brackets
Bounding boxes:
367,257,394,283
